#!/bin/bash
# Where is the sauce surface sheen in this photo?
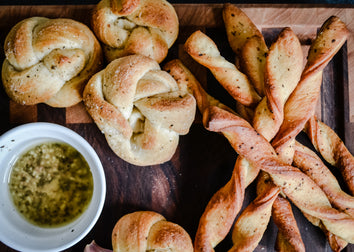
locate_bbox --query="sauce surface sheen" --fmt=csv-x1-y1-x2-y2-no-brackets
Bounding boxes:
8,142,93,228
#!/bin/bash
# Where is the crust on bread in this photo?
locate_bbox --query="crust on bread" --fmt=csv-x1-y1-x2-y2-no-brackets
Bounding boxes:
2,17,103,107
91,0,178,63
112,211,193,252
83,55,196,166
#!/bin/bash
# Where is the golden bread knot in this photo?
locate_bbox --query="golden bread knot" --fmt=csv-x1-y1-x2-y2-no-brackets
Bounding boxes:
83,54,196,166
112,211,193,252
2,17,103,107
91,0,179,63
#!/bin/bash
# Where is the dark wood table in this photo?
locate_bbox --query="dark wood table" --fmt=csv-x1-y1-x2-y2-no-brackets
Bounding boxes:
0,3,354,252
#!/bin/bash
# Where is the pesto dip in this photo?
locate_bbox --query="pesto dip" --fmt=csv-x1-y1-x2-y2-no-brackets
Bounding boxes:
8,142,93,228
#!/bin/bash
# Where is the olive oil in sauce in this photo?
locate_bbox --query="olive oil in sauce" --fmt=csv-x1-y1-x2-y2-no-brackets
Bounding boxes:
8,142,93,228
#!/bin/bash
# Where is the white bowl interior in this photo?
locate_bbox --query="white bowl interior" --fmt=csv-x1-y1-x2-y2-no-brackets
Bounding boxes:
0,122,106,252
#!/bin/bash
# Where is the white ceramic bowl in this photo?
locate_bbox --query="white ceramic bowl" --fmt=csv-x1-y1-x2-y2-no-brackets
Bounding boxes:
0,122,106,252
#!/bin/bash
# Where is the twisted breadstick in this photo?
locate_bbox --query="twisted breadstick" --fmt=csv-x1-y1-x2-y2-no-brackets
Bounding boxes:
205,105,354,243
167,25,303,251
269,16,350,250
229,172,280,252
240,36,268,97
272,195,305,252
164,59,243,251
223,3,267,96
165,59,273,251
304,122,354,252
229,27,305,252
164,37,302,249
289,140,352,250
253,27,303,142
214,26,303,251
260,15,350,251
293,142,354,217
271,16,349,164
222,3,263,56
184,30,261,107
223,7,305,250
302,116,354,250
170,14,350,249
320,225,348,252
305,116,354,195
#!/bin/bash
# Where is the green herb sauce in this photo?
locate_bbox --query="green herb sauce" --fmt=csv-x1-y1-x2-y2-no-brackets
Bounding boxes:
8,142,93,228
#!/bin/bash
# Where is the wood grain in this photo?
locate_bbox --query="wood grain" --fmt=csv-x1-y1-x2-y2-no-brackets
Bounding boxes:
0,4,353,252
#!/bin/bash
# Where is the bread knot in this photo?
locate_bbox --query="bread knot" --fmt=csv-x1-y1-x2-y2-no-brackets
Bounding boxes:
91,0,179,63
83,54,196,166
112,211,193,252
2,17,103,107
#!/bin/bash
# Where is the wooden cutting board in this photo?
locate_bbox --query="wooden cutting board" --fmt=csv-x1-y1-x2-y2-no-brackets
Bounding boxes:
0,4,353,252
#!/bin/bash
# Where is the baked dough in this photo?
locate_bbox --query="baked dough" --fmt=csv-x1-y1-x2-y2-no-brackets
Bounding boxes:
184,30,261,107
83,54,196,166
91,0,179,63
2,17,103,107
112,211,193,252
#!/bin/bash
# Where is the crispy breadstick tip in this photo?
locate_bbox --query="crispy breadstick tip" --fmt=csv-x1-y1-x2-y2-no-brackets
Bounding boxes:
304,16,349,75
184,30,261,107
240,35,268,96
223,3,263,55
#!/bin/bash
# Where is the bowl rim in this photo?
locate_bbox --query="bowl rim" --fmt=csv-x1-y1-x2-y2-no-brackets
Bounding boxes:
0,122,106,252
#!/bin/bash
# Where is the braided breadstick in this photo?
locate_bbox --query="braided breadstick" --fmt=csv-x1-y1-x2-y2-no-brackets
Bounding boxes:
252,27,303,142
239,36,268,97
183,6,352,251
165,59,271,251
164,39,302,249
305,116,354,195
293,142,354,217
223,10,301,249
301,116,354,251
169,25,303,251
165,58,285,251
272,195,305,252
291,140,352,250
223,27,304,251
267,16,349,250
271,16,349,164
205,105,354,243
223,3,263,57
164,59,244,251
228,27,305,252
229,172,280,252
184,30,261,107
223,3,267,96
